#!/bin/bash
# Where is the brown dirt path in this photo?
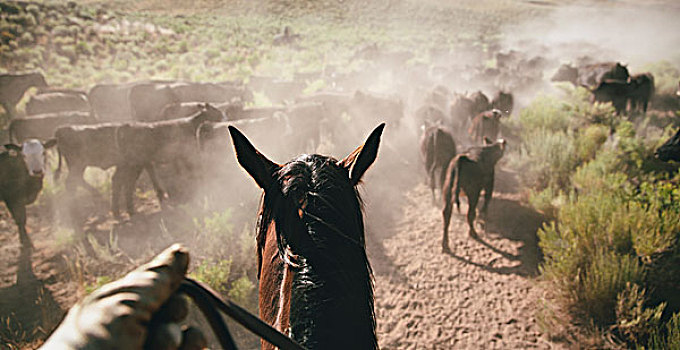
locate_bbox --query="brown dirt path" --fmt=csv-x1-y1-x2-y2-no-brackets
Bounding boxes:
369,168,564,349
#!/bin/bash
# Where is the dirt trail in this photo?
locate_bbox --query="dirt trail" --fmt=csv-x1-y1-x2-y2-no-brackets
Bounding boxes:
369,168,563,349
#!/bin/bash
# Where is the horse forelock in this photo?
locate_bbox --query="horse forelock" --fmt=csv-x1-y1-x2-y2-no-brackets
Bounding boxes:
256,153,377,349
258,154,368,266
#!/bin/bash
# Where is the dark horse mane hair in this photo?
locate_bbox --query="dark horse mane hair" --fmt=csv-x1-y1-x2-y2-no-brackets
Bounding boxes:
256,153,378,349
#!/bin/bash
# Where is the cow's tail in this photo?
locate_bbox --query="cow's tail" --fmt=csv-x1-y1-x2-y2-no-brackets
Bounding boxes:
8,121,16,144
54,144,63,182
441,157,456,209
452,157,466,211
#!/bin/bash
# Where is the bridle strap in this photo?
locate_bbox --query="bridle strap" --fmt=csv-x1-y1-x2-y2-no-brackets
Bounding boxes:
180,277,306,350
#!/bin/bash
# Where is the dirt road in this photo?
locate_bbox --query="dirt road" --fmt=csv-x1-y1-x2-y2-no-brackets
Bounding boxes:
369,169,562,349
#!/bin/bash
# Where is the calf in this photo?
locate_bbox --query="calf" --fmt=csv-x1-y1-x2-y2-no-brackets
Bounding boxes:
88,81,172,121
441,138,507,252
420,125,457,202
54,123,164,218
655,128,680,162
9,111,94,143
111,104,225,216
450,94,475,129
589,79,629,115
628,73,655,114
1,139,57,249
130,81,252,122
468,91,491,116
415,104,448,128
158,101,240,121
468,109,503,144
578,62,629,88
491,91,514,117
0,72,48,118
129,81,178,122
26,91,91,116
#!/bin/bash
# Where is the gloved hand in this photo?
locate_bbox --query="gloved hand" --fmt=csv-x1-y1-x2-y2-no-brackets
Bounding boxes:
41,244,207,350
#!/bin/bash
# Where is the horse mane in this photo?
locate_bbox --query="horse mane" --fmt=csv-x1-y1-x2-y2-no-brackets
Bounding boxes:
256,153,377,349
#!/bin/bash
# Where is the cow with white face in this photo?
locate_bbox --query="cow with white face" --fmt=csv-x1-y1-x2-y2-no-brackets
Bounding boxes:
1,138,56,249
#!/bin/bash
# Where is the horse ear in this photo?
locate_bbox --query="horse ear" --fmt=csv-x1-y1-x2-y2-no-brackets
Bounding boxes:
483,137,493,145
338,123,384,186
229,126,280,190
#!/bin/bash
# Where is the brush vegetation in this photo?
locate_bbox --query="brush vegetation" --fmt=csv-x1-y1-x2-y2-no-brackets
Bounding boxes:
509,83,680,347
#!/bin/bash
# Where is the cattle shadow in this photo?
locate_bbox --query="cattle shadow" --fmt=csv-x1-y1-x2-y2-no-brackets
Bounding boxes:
0,248,64,346
482,196,544,276
442,164,545,277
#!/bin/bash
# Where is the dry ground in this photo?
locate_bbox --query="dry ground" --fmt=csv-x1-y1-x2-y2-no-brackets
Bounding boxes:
368,168,561,349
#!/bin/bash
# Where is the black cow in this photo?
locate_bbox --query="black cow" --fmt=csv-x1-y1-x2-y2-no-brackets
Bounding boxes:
491,91,514,117
628,73,655,114
441,138,507,252
0,72,48,118
469,91,491,116
157,101,242,121
110,104,226,216
88,81,178,121
54,122,162,218
26,91,90,116
552,62,629,88
1,139,57,249
449,94,475,129
655,128,680,162
578,62,629,88
420,125,457,202
415,104,448,128
128,82,178,122
9,111,94,143
88,82,137,121
468,109,503,144
589,79,630,115
129,81,252,122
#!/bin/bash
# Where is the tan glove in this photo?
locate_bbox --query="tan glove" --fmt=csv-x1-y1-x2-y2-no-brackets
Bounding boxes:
41,244,208,350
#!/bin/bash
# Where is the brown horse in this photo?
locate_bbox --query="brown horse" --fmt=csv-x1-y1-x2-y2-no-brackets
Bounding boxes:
229,123,383,350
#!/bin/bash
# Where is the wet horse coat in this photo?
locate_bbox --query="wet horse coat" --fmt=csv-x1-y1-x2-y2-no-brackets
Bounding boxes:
230,124,383,350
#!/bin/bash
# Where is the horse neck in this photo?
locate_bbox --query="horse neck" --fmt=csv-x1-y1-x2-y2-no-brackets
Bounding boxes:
287,237,377,349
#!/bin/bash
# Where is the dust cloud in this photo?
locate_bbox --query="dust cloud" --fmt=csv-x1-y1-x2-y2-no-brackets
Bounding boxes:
500,2,680,69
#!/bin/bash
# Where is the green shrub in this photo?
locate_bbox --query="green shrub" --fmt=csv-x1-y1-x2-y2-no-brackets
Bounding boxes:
647,312,680,350
576,250,645,325
540,174,680,345
615,283,665,345
52,25,70,38
228,274,256,307
516,95,575,134
641,60,680,95
575,124,609,162
190,259,232,294
539,186,639,318
18,32,34,45
511,128,578,192
75,41,93,56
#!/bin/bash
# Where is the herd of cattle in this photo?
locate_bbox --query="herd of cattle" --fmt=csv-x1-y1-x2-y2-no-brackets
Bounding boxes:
0,53,677,251
551,61,655,115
